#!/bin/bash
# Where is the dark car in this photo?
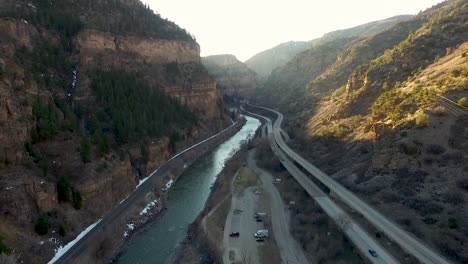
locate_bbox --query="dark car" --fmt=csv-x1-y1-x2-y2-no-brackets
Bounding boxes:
229,232,240,237
255,237,265,242
255,218,263,222
368,249,378,258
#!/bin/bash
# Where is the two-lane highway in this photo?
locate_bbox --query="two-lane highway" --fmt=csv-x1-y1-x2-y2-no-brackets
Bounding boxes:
247,104,451,264
243,108,398,264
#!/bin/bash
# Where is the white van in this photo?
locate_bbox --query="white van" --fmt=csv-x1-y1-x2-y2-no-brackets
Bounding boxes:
254,230,269,238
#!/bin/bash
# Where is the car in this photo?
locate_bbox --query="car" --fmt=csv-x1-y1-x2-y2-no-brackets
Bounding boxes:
255,218,263,222
368,249,378,257
255,237,265,242
229,232,240,237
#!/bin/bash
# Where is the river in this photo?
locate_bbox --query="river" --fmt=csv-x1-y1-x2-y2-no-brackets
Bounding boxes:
114,116,260,264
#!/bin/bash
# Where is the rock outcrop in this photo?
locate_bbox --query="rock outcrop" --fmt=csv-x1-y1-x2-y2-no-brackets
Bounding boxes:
76,30,200,64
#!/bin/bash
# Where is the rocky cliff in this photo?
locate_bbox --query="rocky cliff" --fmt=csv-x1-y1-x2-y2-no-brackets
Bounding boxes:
0,1,226,263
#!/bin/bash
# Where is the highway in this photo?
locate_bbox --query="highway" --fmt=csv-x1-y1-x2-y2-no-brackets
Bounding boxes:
246,104,452,264
243,108,398,264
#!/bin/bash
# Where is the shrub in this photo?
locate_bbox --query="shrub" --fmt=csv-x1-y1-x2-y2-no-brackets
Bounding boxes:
0,237,11,255
457,97,468,108
57,176,70,202
40,160,48,177
442,191,464,205
422,217,438,225
448,217,458,229
80,137,91,163
35,216,48,235
415,111,430,127
72,189,82,210
58,225,66,237
426,144,446,155
457,178,468,190
399,143,419,155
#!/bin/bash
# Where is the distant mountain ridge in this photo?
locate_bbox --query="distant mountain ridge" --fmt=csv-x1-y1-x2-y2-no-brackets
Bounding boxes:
202,54,258,98
245,15,413,79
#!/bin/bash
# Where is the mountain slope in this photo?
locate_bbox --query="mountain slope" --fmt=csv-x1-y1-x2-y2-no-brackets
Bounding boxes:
255,15,415,112
202,54,258,98
271,0,467,262
0,1,227,263
245,41,309,79
245,15,413,80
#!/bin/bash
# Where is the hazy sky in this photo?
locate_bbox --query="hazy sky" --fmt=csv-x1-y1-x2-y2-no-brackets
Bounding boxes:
146,0,442,61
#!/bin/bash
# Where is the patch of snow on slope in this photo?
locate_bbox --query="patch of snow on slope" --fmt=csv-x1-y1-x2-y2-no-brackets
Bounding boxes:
139,200,158,216
47,219,102,264
162,179,173,191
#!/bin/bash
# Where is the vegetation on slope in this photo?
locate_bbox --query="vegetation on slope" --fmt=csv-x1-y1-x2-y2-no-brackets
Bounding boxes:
1,0,194,41
91,70,196,144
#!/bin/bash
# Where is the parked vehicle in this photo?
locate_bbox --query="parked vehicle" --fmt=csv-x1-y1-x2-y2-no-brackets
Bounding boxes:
254,212,267,218
254,230,269,238
255,237,265,242
229,232,240,237
368,249,378,258
273,178,282,184
255,218,263,222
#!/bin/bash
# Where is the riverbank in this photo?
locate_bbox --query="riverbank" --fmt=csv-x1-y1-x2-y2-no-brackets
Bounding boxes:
112,116,260,263
171,143,251,264
52,117,247,264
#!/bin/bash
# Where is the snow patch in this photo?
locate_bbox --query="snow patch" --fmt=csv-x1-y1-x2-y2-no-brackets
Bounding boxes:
48,237,59,245
136,175,152,189
162,179,173,191
123,231,128,237
5,187,12,190
139,199,158,216
39,241,44,245
127,224,134,230
47,219,102,264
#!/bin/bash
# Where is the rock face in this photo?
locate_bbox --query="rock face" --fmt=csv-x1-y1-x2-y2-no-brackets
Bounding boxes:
76,30,200,64
202,54,258,98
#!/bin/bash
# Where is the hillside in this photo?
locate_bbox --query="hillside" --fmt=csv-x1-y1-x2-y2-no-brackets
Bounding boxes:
255,15,414,111
244,41,309,79
202,54,258,98
258,38,355,109
265,0,468,262
245,15,413,80
0,0,227,263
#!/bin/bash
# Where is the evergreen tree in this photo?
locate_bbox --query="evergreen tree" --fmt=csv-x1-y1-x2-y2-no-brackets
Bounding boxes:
34,216,48,236
58,225,66,237
80,137,91,163
57,176,70,202
72,189,82,210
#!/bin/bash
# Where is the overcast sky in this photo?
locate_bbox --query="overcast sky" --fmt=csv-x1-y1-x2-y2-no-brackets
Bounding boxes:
146,0,442,61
